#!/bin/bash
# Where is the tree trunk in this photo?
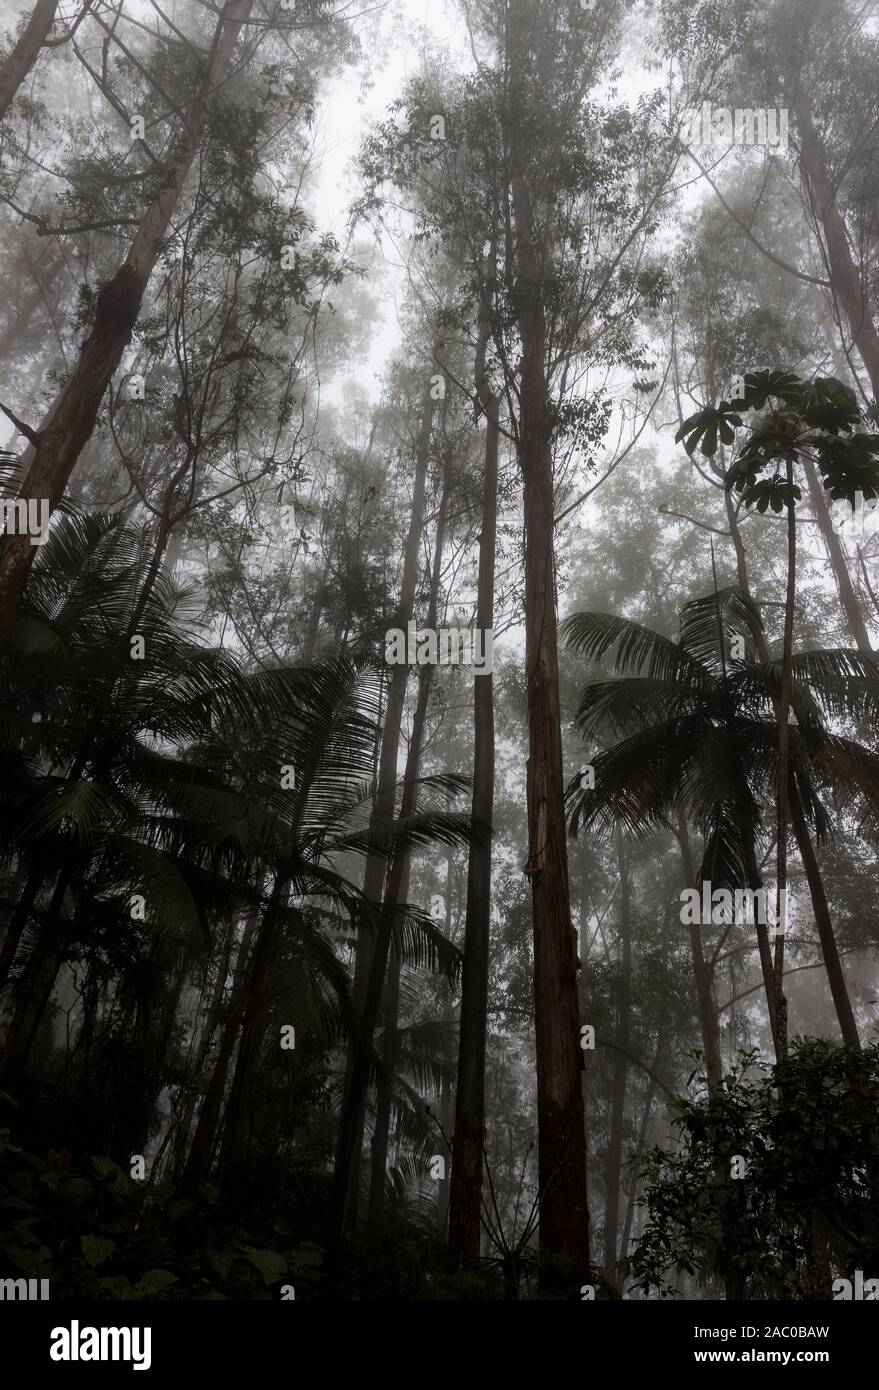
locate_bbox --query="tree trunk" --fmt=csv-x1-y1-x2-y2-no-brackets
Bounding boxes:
0,0,59,123
604,831,632,1278
448,264,499,1268
619,1033,668,1272
0,863,43,991
116,941,193,1163
0,863,71,1085
804,458,872,652
789,781,860,1048
217,876,286,1194
509,158,590,1278
331,370,434,1253
180,995,242,1192
366,455,451,1239
365,940,401,1235
172,909,238,1180
677,810,722,1086
772,468,797,1060
0,0,254,636
182,895,268,1192
436,994,454,1237
724,493,788,1060
797,104,879,401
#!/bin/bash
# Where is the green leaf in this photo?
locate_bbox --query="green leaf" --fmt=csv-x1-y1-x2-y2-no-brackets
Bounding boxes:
209,1248,234,1278
90,1156,131,1197
239,1245,287,1284
81,1234,115,1268
292,1241,325,1271
136,1269,178,1296
97,1276,134,1299
0,1241,42,1274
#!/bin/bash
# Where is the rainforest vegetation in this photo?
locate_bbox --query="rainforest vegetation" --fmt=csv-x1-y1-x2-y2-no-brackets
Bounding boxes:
1,0,879,1302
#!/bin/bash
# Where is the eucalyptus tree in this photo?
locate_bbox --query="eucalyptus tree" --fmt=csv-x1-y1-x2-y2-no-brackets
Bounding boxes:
0,0,354,635
660,0,879,405
0,0,79,124
358,0,681,1276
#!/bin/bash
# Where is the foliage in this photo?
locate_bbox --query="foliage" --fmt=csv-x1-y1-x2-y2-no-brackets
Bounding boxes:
628,1041,879,1299
0,1093,322,1300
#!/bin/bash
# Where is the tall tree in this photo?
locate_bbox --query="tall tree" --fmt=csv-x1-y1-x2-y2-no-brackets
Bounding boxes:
506,0,589,1278
448,260,499,1265
0,0,61,123
331,365,435,1252
0,0,255,636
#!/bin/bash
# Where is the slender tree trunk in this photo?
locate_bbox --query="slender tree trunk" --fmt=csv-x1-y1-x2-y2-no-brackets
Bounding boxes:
0,862,72,1085
181,996,242,1192
508,121,590,1273
772,468,797,1060
677,810,722,1086
503,113,586,1273
448,265,499,1267
804,458,872,651
0,863,43,991
117,941,194,1162
172,910,237,1179
789,782,860,1047
724,493,788,1060
183,896,266,1191
217,877,286,1193
331,370,434,1253
619,1033,667,1272
604,832,632,1278
365,940,401,1235
797,105,879,401
303,566,327,663
366,457,451,1238
0,0,254,636
745,833,786,1062
514,279,590,1267
0,0,59,123
436,991,454,1236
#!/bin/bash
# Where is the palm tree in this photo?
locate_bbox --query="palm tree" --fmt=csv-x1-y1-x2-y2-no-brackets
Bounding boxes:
0,511,466,1203
562,586,879,1054
677,370,879,1056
